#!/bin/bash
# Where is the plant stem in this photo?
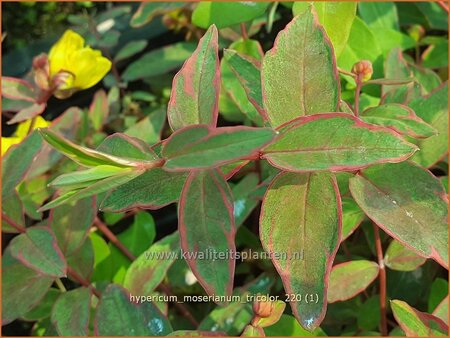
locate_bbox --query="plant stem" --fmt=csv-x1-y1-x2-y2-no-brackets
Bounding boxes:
94,217,135,261
337,67,357,79
67,266,101,298
2,214,26,233
240,23,249,40
27,116,38,136
55,278,67,292
94,216,199,327
373,223,388,336
438,1,449,13
354,75,363,117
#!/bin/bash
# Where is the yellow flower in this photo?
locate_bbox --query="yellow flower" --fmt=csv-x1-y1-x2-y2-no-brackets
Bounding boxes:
1,116,50,156
48,30,111,92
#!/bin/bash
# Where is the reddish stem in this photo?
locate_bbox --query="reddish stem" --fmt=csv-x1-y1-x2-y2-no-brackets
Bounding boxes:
240,23,249,40
2,214,26,233
373,224,388,336
438,1,449,13
67,266,101,298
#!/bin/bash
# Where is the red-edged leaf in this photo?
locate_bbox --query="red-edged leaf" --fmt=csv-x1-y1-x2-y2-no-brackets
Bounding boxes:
179,170,236,299
350,161,448,268
8,103,46,125
260,171,341,330
328,260,379,303
262,113,418,172
51,287,91,336
391,299,448,336
262,7,340,127
1,77,36,102
9,227,67,278
162,124,275,171
168,25,220,131
384,239,426,272
433,296,449,325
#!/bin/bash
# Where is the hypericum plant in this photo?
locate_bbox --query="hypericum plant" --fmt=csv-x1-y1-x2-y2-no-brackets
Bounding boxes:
2,2,448,337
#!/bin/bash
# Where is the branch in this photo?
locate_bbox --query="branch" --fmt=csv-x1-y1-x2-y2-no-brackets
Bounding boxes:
373,223,388,336
67,266,101,298
2,213,26,233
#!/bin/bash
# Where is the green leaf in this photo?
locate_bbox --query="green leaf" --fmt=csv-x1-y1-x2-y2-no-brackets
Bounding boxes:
361,103,437,139
2,191,25,233
66,239,94,283
124,232,179,295
262,7,339,127
51,287,91,336
179,170,235,299
130,2,185,27
409,83,448,167
359,2,399,30
391,299,448,336
9,227,67,277
342,197,365,241
328,260,379,303
122,42,196,82
415,2,448,31
357,296,380,331
50,165,128,190
88,90,108,132
2,131,43,197
338,17,381,72
49,197,95,256
264,314,326,336
39,129,152,168
100,168,187,212
349,161,448,268
124,107,166,144
260,172,340,330
241,325,265,336
22,288,60,321
168,25,220,131
384,239,427,272
262,114,418,172
383,48,412,96
1,77,35,102
162,125,275,171
8,102,46,125
293,2,356,57
114,40,148,62
371,28,416,56
96,133,158,161
428,278,448,313
90,232,113,282
192,2,269,29
2,253,54,324
39,169,145,211
94,284,173,336
232,173,261,227
410,64,442,94
223,48,266,122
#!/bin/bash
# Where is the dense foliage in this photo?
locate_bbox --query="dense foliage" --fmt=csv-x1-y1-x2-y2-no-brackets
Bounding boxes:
2,2,448,337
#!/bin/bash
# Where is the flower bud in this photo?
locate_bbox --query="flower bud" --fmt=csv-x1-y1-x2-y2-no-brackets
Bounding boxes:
408,25,425,42
253,299,273,318
352,60,373,82
32,53,50,91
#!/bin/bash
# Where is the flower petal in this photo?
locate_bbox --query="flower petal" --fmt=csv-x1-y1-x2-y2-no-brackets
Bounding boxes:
48,30,85,77
70,48,112,89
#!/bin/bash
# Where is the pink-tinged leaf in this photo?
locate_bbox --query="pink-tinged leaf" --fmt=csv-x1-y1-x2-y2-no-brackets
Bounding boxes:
408,82,448,168
242,325,265,336
260,172,341,330
66,239,94,283
9,227,67,278
168,25,220,131
179,170,236,299
391,299,448,336
2,250,54,325
2,190,25,233
433,296,449,325
8,103,46,125
361,103,437,139
262,113,418,172
384,239,426,272
262,7,340,127
51,287,91,336
1,77,36,102
49,197,96,256
89,89,109,131
327,260,379,303
162,124,275,171
124,232,179,295
94,284,173,336
349,161,448,268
